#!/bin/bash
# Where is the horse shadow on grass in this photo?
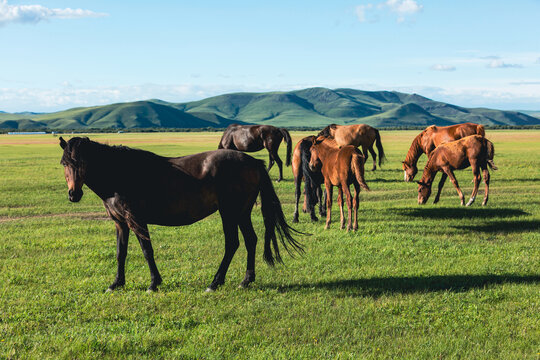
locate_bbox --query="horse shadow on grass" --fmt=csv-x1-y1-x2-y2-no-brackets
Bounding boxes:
366,178,404,183
396,207,529,220
453,219,540,233
268,274,540,298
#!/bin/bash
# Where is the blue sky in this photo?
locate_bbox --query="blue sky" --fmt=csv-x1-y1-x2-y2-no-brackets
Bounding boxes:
1,0,539,112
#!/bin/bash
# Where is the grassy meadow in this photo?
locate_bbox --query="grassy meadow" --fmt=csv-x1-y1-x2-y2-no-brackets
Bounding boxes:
0,130,539,359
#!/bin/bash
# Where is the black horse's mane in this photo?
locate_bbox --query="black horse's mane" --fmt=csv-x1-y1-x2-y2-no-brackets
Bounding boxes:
62,137,169,169
317,124,337,138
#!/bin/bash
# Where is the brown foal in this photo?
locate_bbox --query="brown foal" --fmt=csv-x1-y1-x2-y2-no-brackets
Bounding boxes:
403,122,485,182
309,137,370,231
416,135,497,206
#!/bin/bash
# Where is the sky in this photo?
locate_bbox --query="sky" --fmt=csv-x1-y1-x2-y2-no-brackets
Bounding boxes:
0,0,539,113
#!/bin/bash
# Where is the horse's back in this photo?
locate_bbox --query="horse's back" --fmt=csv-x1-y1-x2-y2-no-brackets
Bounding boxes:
219,125,266,152
333,124,376,147
431,135,486,169
171,149,262,180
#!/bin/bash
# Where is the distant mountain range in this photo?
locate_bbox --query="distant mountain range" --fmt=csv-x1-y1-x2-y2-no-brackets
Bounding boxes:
1,87,539,130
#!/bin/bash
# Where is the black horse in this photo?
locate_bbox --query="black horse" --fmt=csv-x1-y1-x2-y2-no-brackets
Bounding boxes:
292,136,326,223
218,124,292,182
59,137,303,292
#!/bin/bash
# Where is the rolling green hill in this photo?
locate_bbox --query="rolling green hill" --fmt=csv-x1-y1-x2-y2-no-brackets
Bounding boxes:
1,87,539,130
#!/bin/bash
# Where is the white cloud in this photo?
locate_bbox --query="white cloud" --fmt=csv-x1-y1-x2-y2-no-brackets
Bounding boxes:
355,4,371,22
356,0,422,23
431,64,456,72
0,0,107,27
386,0,423,22
487,59,523,69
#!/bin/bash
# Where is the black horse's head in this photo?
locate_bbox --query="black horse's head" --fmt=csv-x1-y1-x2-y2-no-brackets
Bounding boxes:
317,124,337,138
59,136,90,202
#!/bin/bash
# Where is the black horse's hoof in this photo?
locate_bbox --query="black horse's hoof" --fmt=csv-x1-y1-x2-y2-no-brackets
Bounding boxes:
239,270,255,289
206,280,223,292
238,281,251,289
107,280,125,292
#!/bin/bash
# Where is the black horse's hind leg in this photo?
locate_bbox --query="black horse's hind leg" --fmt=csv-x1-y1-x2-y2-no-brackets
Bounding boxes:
317,184,326,217
267,153,275,173
207,215,240,292
267,149,284,182
238,215,257,288
108,221,129,291
136,225,162,292
293,174,302,223
368,146,377,171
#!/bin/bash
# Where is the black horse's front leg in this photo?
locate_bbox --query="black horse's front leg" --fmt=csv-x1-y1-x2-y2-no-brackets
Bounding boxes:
207,217,239,292
136,225,162,292
107,221,129,292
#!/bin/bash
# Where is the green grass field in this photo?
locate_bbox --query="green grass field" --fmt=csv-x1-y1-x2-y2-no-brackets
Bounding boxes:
1,131,539,359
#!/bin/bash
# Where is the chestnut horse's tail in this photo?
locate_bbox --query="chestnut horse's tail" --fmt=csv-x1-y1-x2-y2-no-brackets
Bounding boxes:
476,124,486,137
258,162,304,266
485,138,498,170
351,151,370,191
374,129,386,167
279,128,292,167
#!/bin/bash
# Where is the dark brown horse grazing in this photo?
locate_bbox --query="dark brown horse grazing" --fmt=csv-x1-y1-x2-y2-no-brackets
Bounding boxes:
59,137,303,292
291,136,325,223
417,135,497,206
318,123,385,171
218,124,292,182
402,122,485,182
309,137,370,231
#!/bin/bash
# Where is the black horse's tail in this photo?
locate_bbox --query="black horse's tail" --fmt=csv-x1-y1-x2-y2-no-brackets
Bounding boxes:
279,128,292,167
299,139,320,211
258,161,304,266
374,129,386,167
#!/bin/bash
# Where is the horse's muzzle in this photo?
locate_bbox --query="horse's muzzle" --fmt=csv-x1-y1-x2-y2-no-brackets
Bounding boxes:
68,189,83,202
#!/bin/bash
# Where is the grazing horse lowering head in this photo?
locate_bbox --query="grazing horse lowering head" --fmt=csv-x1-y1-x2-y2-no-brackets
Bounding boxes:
59,136,87,202
402,162,418,182
416,180,432,205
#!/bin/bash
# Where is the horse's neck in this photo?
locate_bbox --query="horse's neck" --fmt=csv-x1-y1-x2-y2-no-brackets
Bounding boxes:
420,157,438,185
404,133,425,166
83,147,123,199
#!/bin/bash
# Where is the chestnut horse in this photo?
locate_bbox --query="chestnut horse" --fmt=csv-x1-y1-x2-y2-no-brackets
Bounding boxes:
218,124,292,182
402,122,485,182
309,137,370,231
59,137,303,292
292,136,325,223
417,135,497,206
318,123,385,171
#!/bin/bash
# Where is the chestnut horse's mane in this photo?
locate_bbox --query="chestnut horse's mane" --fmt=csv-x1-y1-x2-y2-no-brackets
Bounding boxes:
403,132,425,166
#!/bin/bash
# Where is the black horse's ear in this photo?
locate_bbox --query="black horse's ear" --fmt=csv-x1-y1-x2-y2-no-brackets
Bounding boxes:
59,137,67,149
